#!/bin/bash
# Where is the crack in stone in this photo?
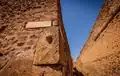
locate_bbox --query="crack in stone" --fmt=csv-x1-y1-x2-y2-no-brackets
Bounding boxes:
0,60,9,71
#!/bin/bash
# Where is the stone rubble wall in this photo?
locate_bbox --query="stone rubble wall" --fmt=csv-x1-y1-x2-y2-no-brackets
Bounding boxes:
77,0,120,76
0,0,73,76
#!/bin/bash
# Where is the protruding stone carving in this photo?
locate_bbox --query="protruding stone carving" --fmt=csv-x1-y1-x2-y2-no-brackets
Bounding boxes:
33,27,60,65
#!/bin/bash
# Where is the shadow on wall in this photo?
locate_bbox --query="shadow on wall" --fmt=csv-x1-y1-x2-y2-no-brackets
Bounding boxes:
73,68,84,76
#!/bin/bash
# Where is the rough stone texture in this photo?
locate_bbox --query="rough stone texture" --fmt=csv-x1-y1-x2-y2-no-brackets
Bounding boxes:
33,27,59,65
76,0,120,76
0,59,63,76
0,0,73,76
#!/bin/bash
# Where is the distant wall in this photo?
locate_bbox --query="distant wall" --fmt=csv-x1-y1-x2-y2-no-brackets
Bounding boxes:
77,0,120,76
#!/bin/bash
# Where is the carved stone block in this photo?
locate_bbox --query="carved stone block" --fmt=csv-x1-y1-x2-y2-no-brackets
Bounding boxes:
33,27,59,65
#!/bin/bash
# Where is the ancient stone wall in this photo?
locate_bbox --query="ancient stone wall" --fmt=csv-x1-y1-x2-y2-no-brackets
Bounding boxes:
77,0,120,76
0,0,73,76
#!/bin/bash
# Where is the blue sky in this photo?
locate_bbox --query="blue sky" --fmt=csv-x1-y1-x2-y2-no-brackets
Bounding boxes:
60,0,104,61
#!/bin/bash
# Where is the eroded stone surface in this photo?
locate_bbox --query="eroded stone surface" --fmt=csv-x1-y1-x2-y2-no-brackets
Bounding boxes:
0,0,73,76
76,0,120,76
0,59,63,76
33,27,59,65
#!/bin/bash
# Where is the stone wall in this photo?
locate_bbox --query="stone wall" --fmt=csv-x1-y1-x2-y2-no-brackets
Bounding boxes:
76,0,120,76
0,0,73,76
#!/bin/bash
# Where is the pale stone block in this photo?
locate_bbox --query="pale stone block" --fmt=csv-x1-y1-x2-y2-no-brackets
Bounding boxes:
26,21,51,29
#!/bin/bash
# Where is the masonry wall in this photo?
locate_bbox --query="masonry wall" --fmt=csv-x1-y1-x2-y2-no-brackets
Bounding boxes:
76,0,120,76
0,0,72,76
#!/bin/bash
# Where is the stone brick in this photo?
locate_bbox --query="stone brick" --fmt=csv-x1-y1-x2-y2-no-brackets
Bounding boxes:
33,27,59,65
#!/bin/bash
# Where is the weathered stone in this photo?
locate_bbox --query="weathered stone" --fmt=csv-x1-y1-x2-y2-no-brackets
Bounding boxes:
33,27,59,65
17,42,25,46
33,65,62,76
24,46,31,50
0,0,73,76
76,0,120,76
0,57,8,69
0,59,63,76
29,34,37,38
27,40,34,45
0,26,7,32
46,35,53,44
53,20,58,26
